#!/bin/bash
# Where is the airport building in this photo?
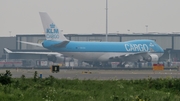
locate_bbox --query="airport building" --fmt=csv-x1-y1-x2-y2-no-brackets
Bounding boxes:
1,33,180,67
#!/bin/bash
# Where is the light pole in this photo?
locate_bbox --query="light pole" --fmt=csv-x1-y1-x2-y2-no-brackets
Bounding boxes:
127,29,130,34
5,53,8,62
105,0,108,41
145,25,148,33
117,31,119,34
168,50,171,62
9,31,11,36
168,50,171,67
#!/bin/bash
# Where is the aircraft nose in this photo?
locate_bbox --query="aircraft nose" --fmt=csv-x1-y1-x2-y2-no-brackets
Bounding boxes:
160,47,164,52
158,47,164,54
156,44,164,53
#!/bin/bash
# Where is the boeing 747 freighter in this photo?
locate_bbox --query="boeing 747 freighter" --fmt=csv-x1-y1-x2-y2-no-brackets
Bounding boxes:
20,12,164,67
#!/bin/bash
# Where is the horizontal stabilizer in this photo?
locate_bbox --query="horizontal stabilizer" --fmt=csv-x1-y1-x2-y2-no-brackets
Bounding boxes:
18,41,43,47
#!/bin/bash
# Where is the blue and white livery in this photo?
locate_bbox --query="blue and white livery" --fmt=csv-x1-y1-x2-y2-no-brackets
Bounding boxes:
21,12,164,63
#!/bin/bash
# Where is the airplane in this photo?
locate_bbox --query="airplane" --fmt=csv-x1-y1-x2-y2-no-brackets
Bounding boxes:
20,12,164,67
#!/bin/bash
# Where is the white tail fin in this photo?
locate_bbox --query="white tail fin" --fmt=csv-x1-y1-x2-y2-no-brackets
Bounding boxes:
39,12,68,41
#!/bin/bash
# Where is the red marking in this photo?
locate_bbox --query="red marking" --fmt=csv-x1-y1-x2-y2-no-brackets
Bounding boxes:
0,62,22,64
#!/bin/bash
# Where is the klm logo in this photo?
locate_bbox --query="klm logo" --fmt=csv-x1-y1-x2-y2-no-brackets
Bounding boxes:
50,23,55,28
46,23,59,33
149,43,154,47
46,29,59,33
46,23,59,38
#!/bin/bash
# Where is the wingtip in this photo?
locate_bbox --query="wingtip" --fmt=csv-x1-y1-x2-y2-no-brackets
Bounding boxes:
3,48,12,53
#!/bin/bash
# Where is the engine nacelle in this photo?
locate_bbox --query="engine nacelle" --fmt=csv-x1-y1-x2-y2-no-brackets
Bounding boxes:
47,54,71,63
145,54,159,62
47,55,57,62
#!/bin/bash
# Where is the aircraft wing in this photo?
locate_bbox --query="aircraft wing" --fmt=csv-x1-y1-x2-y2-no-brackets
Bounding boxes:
18,41,43,47
3,48,63,56
109,52,149,62
19,40,69,48
121,52,148,58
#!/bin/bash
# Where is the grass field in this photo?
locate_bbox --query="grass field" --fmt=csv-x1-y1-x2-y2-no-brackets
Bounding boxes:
0,70,180,101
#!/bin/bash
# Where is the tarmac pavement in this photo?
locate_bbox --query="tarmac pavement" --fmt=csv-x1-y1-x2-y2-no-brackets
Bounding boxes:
0,69,180,80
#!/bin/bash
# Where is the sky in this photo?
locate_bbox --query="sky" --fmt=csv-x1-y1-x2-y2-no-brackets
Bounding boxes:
1,0,180,36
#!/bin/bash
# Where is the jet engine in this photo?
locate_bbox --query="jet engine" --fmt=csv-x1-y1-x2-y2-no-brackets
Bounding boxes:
144,54,159,62
47,55,57,62
47,54,72,63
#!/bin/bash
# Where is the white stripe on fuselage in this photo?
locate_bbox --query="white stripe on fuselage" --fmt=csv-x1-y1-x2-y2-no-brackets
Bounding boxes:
60,52,163,62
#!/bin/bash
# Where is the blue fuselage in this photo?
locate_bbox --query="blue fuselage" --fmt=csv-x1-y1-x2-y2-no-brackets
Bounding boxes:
41,39,164,62
42,40,164,53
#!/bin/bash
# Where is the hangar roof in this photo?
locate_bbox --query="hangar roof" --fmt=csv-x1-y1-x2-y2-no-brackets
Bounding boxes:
16,32,180,37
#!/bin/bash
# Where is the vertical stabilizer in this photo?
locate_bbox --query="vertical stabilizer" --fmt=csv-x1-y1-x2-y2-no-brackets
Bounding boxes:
39,12,68,41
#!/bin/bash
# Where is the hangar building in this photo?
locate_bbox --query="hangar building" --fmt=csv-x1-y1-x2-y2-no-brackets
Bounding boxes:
0,33,180,67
